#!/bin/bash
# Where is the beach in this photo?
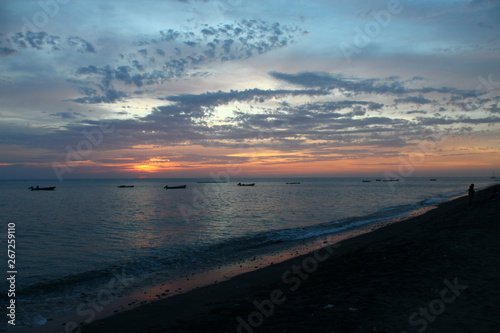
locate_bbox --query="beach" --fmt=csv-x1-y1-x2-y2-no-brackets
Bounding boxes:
79,184,500,333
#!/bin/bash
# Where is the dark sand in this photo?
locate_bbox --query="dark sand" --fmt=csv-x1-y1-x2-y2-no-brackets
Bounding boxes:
81,185,500,333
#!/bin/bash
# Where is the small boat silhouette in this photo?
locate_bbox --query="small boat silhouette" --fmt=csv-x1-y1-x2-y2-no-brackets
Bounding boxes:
164,185,187,189
29,186,56,191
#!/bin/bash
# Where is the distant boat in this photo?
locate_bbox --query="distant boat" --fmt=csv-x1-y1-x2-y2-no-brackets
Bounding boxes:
286,182,300,184
117,185,134,188
164,185,187,189
362,180,371,183
29,186,56,191
430,179,437,181
375,179,381,181
383,179,399,182
237,183,255,186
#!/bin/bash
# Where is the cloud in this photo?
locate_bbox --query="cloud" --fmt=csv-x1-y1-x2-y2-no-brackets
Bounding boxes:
2,32,95,54
416,115,500,126
49,112,85,119
160,88,331,106
0,47,16,57
406,110,428,115
69,20,305,103
5,70,494,156
487,104,500,113
193,98,415,150
270,72,479,101
67,36,96,53
70,88,128,104
394,95,434,104
269,71,408,95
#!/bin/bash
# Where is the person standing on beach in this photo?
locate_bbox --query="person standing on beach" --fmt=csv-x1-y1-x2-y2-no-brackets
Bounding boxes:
468,184,475,205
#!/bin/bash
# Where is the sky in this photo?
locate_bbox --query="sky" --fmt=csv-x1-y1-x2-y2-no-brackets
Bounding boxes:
1,0,499,180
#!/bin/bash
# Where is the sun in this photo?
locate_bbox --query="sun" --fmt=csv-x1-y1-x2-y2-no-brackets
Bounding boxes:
132,164,161,173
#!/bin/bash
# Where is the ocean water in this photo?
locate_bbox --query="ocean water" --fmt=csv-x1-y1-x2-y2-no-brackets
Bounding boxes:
0,177,495,330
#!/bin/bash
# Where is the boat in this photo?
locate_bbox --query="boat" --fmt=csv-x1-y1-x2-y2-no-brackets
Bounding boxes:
29,186,56,191
430,179,437,181
164,185,187,189
286,182,300,184
375,179,381,181
362,180,371,183
117,185,134,188
237,183,255,186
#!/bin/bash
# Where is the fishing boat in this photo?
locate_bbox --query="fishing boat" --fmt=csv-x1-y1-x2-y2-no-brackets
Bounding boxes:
29,186,56,191
117,185,134,188
164,185,187,189
430,179,437,181
362,180,371,183
237,183,255,186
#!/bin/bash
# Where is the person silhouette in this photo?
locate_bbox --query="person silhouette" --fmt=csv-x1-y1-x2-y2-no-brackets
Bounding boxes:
468,184,475,205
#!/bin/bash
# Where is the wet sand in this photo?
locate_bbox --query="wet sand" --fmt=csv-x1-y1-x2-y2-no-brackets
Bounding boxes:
81,185,500,333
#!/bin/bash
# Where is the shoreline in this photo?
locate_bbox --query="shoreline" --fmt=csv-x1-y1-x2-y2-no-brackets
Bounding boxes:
77,185,500,332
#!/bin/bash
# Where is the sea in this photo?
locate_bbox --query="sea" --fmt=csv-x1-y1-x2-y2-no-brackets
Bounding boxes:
0,177,496,332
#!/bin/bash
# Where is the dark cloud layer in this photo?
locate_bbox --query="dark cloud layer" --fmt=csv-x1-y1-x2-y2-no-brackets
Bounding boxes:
270,71,478,100
269,71,408,95
2,68,498,160
395,96,434,104
160,88,331,106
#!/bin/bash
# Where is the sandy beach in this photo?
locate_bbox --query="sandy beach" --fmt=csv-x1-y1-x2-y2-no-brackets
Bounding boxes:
80,185,500,333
